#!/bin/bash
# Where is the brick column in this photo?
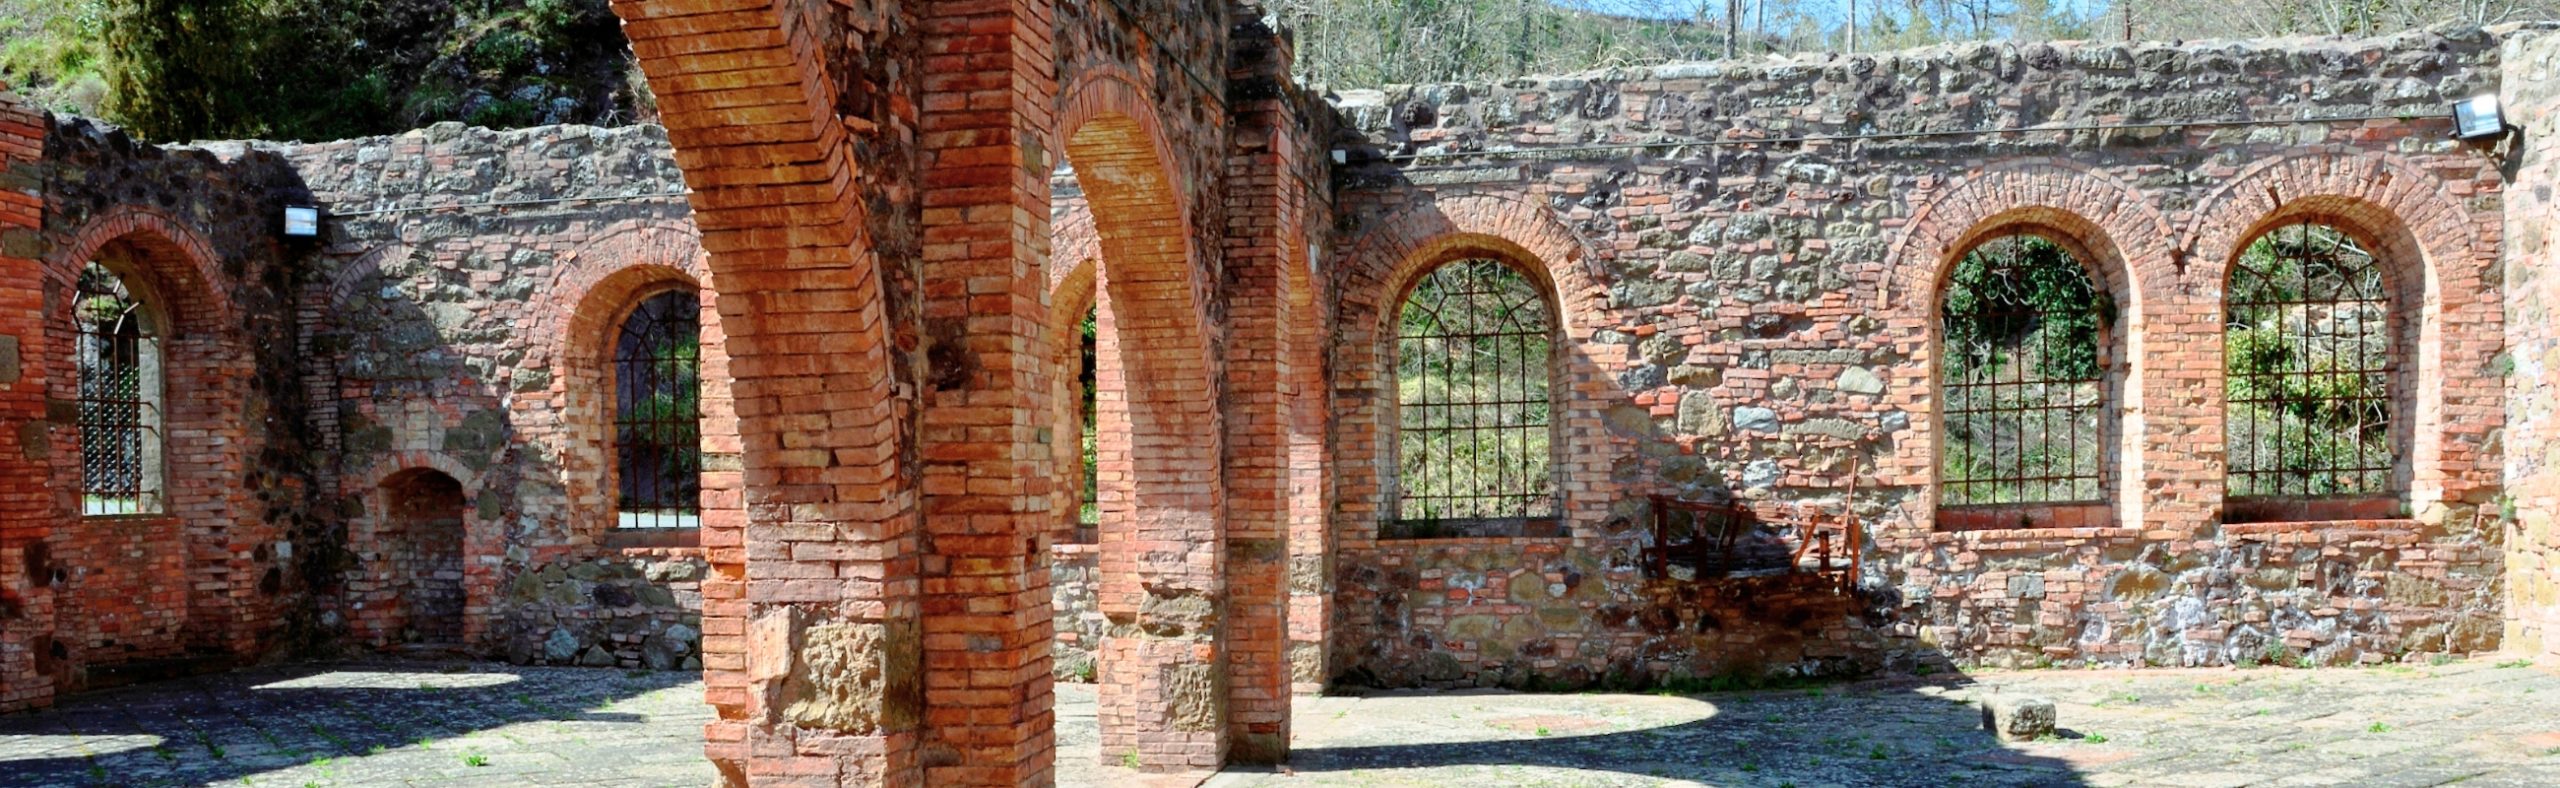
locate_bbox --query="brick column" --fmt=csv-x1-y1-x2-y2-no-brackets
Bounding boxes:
1061,79,1231,771
612,3,924,784
1216,20,1304,763
915,0,1057,783
0,88,50,713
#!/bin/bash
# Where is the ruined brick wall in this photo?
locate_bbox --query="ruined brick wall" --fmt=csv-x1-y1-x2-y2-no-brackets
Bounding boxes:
8,116,327,703
0,90,49,712
1327,29,2517,687
283,123,722,670
2501,30,2560,660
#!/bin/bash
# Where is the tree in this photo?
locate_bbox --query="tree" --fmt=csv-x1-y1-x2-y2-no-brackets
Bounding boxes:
100,0,258,141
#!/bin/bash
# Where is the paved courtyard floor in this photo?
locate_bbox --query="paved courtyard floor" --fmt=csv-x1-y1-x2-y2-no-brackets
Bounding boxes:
6,657,2560,786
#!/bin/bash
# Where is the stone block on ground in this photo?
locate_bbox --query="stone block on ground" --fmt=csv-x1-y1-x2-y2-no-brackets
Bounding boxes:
1982,695,2056,742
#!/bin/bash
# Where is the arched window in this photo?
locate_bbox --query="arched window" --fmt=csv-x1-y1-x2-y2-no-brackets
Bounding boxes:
2224,222,2395,512
76,261,164,516
1391,258,1557,536
613,289,702,529
1938,234,2110,513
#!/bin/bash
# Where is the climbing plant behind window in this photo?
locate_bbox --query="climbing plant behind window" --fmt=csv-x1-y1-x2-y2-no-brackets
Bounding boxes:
615,289,702,529
76,260,162,516
1938,235,2110,507
2225,223,2394,499
1393,259,1556,526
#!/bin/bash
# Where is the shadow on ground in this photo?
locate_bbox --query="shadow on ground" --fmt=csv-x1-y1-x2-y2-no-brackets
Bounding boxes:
1207,672,2095,787
0,659,709,788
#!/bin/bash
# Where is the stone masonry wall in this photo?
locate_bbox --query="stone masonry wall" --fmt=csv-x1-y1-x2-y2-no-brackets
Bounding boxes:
2500,29,2560,660
5,114,329,706
1328,28,2519,688
282,122,722,671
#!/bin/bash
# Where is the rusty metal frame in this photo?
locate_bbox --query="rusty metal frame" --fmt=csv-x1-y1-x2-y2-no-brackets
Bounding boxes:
614,289,703,530
74,261,159,516
2224,221,2396,501
1390,258,1558,528
1937,234,2107,508
1642,481,1861,591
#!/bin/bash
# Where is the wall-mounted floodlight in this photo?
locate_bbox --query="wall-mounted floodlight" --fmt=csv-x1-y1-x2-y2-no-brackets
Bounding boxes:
2452,95,2508,141
283,205,320,237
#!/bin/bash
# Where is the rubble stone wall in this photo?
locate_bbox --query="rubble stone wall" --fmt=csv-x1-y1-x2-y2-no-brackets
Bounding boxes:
2501,29,2560,660
1326,28,2518,687
284,123,724,671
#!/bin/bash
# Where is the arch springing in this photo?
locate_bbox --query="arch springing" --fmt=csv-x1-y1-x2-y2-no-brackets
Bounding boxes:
2224,222,2396,500
1392,259,1557,531
1938,235,2110,507
76,261,164,516
614,289,702,529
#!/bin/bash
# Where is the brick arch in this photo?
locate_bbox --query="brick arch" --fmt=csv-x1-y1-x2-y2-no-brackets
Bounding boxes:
1332,193,1603,545
38,204,255,653
1882,161,2172,314
1047,207,1101,363
526,222,733,549
1882,163,2167,532
1046,208,1102,541
1343,193,1599,339
313,243,412,314
43,205,236,336
346,451,498,651
1058,69,1231,770
2180,148,2498,514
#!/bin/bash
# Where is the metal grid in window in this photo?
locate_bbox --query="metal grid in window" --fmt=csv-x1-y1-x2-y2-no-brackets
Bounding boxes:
1938,235,2109,506
614,290,702,529
75,262,160,516
2225,222,2395,499
1392,259,1557,526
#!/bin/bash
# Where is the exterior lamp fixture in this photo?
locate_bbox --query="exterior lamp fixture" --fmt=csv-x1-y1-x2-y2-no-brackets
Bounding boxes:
283,205,320,237
2452,94,2509,142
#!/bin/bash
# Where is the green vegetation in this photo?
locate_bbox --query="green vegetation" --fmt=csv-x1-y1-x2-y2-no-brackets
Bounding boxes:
1392,259,1555,528
1938,234,2109,506
1,0,646,142
2224,223,2394,498
10,1,2560,141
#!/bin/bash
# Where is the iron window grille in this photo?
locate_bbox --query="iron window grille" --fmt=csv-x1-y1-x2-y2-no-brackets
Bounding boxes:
614,289,703,529
1390,259,1558,533
2225,222,2396,500
1938,235,2110,507
75,262,163,516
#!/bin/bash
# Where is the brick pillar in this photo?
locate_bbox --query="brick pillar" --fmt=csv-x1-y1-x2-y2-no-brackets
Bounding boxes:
1063,81,1231,771
0,88,50,713
612,3,924,784
1217,20,1303,763
915,0,1056,783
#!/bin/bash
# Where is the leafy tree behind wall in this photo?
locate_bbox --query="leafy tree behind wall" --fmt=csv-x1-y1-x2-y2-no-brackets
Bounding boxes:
3,0,650,142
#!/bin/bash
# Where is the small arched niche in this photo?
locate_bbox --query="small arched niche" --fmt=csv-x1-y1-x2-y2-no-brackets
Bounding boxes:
377,468,468,647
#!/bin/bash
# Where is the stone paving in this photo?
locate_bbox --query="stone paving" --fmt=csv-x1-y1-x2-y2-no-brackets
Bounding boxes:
0,661,712,787
1208,658,2560,788
10,658,2560,786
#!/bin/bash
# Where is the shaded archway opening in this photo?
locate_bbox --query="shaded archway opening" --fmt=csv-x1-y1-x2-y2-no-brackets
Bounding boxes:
376,469,467,648
1059,101,1232,772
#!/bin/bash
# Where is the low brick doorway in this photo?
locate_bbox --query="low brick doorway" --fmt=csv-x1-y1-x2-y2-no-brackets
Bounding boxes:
377,469,466,649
